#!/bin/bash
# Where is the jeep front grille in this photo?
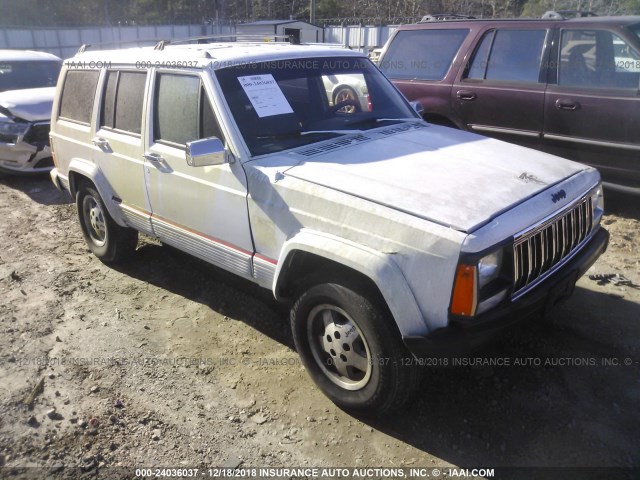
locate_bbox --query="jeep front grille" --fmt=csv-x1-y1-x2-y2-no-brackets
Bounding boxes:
513,195,593,297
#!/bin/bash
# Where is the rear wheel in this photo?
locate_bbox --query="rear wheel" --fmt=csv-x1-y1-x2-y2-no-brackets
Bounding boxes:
291,280,419,415
76,183,138,264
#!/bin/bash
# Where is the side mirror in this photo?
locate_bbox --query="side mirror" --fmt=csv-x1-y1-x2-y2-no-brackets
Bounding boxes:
186,137,226,167
409,101,424,116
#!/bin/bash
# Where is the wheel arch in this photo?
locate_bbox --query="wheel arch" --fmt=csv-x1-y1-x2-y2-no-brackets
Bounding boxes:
67,159,127,227
422,113,461,129
273,230,428,337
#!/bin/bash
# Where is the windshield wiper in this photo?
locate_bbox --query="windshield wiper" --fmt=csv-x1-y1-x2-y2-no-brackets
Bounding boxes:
344,117,421,128
376,117,422,123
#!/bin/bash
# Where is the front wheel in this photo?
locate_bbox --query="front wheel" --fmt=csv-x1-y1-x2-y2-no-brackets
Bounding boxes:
76,183,138,264
291,281,419,415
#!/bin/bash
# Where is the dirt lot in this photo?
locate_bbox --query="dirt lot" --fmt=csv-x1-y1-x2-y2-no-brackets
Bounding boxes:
0,175,638,479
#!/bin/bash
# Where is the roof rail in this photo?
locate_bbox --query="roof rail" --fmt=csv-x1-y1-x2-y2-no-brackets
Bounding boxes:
77,38,160,54
77,34,302,54
153,34,295,50
418,13,476,22
541,10,598,20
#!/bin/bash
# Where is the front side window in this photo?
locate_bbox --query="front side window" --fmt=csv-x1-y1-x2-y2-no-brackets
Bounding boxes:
216,57,418,156
467,29,547,83
379,29,468,80
100,71,146,135
559,29,640,88
153,73,223,147
59,70,100,124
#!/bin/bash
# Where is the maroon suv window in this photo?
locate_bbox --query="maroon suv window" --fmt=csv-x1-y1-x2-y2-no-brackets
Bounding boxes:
559,29,640,89
467,29,547,83
380,29,468,80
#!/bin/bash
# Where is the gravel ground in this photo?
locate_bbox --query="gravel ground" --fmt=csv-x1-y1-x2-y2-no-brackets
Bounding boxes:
0,176,638,480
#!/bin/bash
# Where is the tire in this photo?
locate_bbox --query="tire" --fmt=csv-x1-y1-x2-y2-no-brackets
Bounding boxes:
76,183,138,264
291,280,420,415
332,86,360,114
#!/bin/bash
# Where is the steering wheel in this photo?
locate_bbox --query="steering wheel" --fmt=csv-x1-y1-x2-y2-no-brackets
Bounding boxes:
330,99,362,114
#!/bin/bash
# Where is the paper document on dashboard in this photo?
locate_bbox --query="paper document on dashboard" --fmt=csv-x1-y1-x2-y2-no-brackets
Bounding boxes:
238,74,294,118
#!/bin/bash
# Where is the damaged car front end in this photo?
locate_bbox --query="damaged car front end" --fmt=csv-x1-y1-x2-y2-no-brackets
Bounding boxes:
0,51,61,176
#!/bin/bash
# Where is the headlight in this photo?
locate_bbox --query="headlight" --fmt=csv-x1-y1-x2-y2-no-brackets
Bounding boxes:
451,247,510,317
591,184,604,227
0,119,29,137
478,250,503,289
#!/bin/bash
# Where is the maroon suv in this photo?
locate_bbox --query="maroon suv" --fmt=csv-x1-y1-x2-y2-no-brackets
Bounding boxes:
379,14,640,194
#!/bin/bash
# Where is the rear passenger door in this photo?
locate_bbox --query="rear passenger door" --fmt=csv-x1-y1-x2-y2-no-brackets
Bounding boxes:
93,70,152,234
452,28,551,149
143,70,254,279
543,28,640,187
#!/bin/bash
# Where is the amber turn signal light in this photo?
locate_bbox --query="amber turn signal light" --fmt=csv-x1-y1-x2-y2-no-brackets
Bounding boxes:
450,264,477,316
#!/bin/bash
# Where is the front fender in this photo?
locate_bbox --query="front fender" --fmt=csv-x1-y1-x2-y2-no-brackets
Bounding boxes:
68,158,127,227
273,229,429,337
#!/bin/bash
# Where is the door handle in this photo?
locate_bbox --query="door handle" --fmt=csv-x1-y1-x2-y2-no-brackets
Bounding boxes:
555,99,580,111
143,152,164,164
92,137,110,149
456,90,477,101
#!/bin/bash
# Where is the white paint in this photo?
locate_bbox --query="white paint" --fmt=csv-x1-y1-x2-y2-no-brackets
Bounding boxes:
0,87,55,121
283,124,586,233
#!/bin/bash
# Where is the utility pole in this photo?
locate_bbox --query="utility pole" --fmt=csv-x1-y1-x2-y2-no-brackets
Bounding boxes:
104,0,111,25
310,0,316,23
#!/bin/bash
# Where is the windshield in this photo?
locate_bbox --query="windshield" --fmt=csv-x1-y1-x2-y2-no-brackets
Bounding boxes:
628,23,640,42
0,60,61,93
215,56,418,156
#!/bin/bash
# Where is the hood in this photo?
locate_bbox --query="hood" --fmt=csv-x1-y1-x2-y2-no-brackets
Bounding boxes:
281,123,586,232
0,87,55,122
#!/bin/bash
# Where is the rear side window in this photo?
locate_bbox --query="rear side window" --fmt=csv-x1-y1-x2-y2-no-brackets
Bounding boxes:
380,29,468,80
153,73,223,147
100,71,146,135
467,29,547,83
559,29,640,89
59,70,100,124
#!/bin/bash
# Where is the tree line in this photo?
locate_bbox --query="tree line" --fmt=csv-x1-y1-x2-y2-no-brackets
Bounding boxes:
1,0,639,26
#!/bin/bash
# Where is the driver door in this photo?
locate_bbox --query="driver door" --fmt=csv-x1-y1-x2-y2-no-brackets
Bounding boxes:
143,70,254,278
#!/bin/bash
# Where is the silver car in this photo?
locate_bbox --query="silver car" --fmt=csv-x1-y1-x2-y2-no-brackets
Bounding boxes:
322,73,371,113
0,50,61,177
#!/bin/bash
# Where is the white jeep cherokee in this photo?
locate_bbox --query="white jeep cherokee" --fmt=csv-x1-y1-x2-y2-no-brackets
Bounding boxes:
0,50,62,176
49,39,608,415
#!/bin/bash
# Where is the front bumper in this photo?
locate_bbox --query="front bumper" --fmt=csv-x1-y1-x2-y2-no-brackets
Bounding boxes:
403,227,609,357
50,167,68,191
0,123,53,174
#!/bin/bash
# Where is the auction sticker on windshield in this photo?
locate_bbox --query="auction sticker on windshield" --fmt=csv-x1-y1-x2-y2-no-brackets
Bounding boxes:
238,74,293,117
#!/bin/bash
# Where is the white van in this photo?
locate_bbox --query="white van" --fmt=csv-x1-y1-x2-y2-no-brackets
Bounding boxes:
50,38,608,415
